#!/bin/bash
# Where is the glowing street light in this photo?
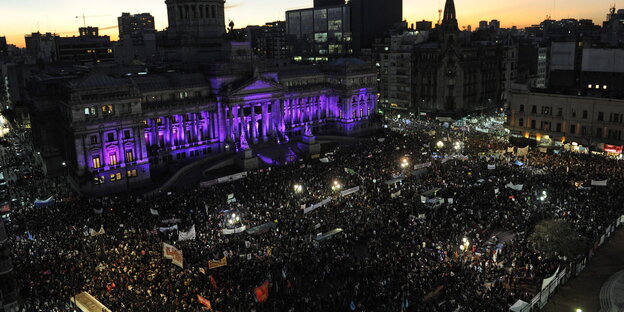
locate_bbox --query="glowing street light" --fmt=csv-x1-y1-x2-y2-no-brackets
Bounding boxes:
293,184,303,193
400,157,410,169
576,309,583,312
331,180,342,191
436,141,444,149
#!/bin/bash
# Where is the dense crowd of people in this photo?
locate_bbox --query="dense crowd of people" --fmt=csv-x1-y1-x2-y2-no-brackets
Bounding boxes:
5,114,624,311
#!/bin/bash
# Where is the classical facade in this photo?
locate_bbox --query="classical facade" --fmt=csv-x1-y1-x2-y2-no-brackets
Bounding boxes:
48,60,376,194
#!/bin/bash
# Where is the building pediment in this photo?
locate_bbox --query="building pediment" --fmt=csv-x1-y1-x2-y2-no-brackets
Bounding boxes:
229,78,283,96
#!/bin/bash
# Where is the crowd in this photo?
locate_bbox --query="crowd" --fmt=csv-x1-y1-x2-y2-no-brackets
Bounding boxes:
5,114,624,311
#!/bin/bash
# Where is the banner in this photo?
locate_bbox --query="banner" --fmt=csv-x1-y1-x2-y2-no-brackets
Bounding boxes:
340,186,360,197
163,243,183,268
246,222,277,235
89,225,105,237
70,292,111,312
505,183,524,191
517,146,529,157
420,196,427,203
208,256,228,270
591,180,608,186
447,198,454,204
417,213,426,220
384,177,403,185
539,147,548,153
255,281,269,303
226,193,236,204
315,228,343,241
487,164,496,170
319,158,330,163
200,172,248,187
178,225,196,241
34,196,55,207
159,224,179,232
507,147,514,153
391,190,401,199
197,294,212,309
222,226,247,235
162,218,181,224
150,208,160,216
303,197,332,214
93,208,103,214
413,162,432,170
541,267,559,290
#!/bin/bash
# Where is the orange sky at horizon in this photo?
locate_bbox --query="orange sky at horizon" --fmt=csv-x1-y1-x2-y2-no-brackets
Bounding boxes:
0,0,614,48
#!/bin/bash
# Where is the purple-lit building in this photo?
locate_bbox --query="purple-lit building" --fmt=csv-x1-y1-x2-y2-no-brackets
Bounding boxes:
44,59,376,194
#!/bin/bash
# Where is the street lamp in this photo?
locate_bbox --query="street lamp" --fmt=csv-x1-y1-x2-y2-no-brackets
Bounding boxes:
436,141,444,149
331,180,342,191
400,157,409,169
293,184,303,193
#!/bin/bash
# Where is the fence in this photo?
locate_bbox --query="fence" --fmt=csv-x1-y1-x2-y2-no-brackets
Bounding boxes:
513,214,624,312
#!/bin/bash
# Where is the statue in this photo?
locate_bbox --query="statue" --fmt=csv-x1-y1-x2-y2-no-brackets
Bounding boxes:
240,132,250,150
304,124,313,137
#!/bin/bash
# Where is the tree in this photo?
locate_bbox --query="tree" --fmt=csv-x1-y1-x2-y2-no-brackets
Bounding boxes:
529,219,587,259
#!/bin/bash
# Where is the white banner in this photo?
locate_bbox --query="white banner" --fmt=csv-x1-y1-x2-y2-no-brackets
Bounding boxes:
505,183,524,191
418,213,426,220
178,225,196,241
319,157,331,163
591,179,608,186
200,172,248,187
303,197,332,214
162,218,181,224
541,267,559,290
89,225,105,237
487,164,496,170
222,226,247,235
340,186,360,197
150,208,159,216
447,198,454,204
391,190,401,199
159,224,179,232
93,208,103,214
517,146,529,157
413,162,432,170
420,196,427,203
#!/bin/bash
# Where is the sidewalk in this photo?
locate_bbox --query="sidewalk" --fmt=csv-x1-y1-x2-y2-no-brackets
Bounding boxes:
542,228,624,312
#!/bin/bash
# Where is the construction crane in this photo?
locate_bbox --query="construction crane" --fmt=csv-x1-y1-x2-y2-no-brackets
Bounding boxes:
75,14,110,28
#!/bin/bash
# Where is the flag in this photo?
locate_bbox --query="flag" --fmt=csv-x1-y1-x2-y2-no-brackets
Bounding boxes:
208,256,228,270
150,208,159,216
255,281,269,303
178,225,196,241
487,164,496,170
209,275,218,289
27,231,34,241
350,301,356,310
344,168,357,175
197,294,212,309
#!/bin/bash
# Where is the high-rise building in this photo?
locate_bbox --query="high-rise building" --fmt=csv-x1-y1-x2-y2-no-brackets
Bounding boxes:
0,37,7,61
490,20,501,32
351,0,402,53
246,21,288,61
118,12,155,38
416,20,433,32
314,0,344,7
479,20,488,30
55,27,114,64
116,13,157,63
25,32,58,64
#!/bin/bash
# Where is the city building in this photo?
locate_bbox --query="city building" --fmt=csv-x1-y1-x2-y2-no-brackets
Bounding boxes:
490,20,501,32
55,27,114,64
286,0,402,60
416,20,433,32
159,0,227,62
507,84,624,152
0,37,7,61
602,7,624,47
115,13,157,63
24,32,57,64
535,46,549,88
378,0,514,116
479,20,488,30
245,21,288,61
28,59,377,194
314,0,344,6
286,3,352,61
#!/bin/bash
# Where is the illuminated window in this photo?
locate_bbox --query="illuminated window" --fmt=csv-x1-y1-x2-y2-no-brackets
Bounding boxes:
588,84,592,89
84,107,96,116
604,85,608,90
127,169,138,177
109,153,118,166
157,118,162,124
101,105,114,114
93,176,105,184
595,84,600,89
125,150,134,162
110,173,122,182
92,156,101,169
143,120,148,125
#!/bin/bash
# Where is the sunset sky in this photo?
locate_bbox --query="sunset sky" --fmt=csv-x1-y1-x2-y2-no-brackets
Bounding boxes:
0,0,614,47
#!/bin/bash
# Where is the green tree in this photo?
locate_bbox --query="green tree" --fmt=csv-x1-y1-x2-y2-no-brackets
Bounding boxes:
529,219,588,259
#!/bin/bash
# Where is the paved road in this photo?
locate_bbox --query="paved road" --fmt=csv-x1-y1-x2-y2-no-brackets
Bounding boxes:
542,228,624,312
